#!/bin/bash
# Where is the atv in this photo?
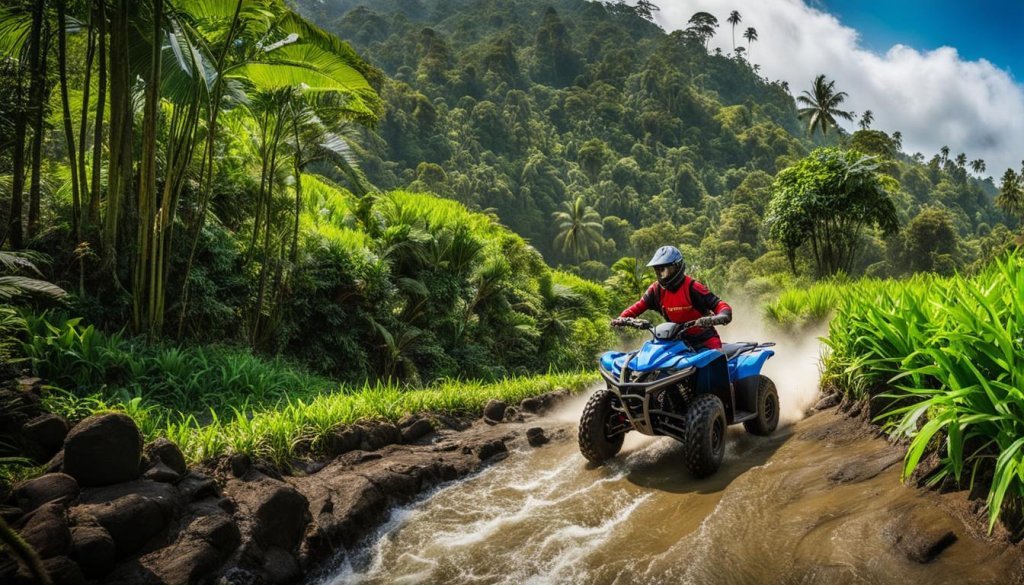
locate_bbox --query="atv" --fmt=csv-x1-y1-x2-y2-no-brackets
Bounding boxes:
578,317,779,477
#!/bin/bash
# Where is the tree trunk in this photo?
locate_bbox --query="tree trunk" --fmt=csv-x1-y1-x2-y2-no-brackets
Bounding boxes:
78,14,96,225
7,66,27,249
27,4,49,240
58,0,81,239
89,0,106,227
133,0,163,335
175,0,244,339
104,0,132,278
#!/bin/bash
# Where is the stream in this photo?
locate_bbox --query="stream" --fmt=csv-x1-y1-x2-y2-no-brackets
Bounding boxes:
314,327,1024,585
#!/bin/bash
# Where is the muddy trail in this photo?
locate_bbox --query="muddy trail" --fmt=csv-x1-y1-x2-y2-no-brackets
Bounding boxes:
312,329,1024,585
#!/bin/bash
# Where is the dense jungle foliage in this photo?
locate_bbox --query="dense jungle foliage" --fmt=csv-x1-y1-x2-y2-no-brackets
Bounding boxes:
1,0,1022,388
0,0,615,388
295,0,1022,294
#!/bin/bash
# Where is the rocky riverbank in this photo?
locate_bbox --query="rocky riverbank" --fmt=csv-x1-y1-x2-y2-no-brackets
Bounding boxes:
0,379,577,585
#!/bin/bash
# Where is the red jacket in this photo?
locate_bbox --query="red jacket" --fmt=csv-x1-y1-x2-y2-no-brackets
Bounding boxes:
620,276,731,349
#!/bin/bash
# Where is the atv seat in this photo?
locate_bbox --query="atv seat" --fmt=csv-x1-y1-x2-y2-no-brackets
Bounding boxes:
721,342,758,359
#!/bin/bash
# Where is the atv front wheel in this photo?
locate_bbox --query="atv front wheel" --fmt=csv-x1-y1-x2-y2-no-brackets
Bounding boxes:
742,375,780,436
578,389,628,465
684,393,726,478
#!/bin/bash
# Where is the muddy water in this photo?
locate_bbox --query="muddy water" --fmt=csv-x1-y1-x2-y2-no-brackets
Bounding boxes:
317,332,1024,585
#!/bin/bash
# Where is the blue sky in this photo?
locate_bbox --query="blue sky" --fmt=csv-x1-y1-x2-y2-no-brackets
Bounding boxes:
654,0,1024,177
818,0,1024,79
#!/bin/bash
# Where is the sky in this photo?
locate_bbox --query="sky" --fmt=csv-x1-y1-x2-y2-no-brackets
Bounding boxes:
649,0,1024,179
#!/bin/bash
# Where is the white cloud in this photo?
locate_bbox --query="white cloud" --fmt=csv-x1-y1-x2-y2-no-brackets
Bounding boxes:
650,0,1024,178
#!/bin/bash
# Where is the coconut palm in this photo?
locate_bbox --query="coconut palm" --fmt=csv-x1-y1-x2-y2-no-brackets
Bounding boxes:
955,153,967,169
552,196,604,261
996,169,1024,220
970,159,986,175
858,110,873,130
796,74,854,137
727,10,741,51
892,131,903,151
940,145,950,164
743,26,758,57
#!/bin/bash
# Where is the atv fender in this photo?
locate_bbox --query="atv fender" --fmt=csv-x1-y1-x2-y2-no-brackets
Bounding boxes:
734,349,774,380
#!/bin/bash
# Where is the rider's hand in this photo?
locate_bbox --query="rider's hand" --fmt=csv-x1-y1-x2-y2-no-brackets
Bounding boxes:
610,317,628,327
693,316,717,328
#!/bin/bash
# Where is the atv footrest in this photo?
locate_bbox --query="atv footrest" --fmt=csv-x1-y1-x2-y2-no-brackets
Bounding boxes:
732,410,757,423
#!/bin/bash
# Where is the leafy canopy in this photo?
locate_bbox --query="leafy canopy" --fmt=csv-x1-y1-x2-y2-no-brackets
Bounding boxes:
767,147,899,276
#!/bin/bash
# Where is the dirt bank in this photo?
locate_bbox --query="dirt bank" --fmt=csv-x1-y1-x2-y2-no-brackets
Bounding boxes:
0,386,576,585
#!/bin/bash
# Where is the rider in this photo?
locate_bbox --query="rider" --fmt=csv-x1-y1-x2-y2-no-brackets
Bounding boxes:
612,246,732,349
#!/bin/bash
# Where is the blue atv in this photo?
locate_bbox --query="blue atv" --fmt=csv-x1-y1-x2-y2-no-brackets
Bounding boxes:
578,317,779,477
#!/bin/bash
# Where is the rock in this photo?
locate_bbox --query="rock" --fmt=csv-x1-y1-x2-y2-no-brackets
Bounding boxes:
44,450,63,474
69,525,116,578
477,439,508,461
229,453,251,478
228,477,310,551
74,480,182,557
401,418,434,444
143,460,181,483
434,415,471,431
526,427,549,447
262,546,301,584
145,438,187,476
520,397,543,413
135,513,241,584
483,400,506,424
22,414,69,457
0,504,23,523
358,423,402,451
397,414,419,428
177,473,219,502
63,413,143,487
503,406,521,422
813,393,841,411
19,501,71,559
883,507,959,563
13,473,79,513
38,556,86,585
322,427,362,457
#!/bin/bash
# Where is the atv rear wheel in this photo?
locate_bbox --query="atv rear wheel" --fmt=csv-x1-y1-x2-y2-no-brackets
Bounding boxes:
684,393,726,478
578,389,628,465
742,375,780,436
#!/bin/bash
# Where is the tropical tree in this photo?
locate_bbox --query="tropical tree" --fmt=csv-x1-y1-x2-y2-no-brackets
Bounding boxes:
892,131,902,151
686,12,718,50
634,0,660,22
940,145,950,164
996,169,1024,221
767,147,900,276
604,256,646,308
796,74,854,137
727,10,741,51
858,110,873,130
955,153,967,169
743,26,758,57
552,196,604,261
970,159,986,175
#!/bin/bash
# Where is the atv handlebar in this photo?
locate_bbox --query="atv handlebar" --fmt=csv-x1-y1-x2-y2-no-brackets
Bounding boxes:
611,317,652,330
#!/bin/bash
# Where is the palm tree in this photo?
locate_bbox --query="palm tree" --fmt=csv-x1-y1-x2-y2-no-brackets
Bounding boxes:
0,251,67,302
727,11,741,51
858,110,873,130
796,74,854,137
955,153,967,169
604,256,646,303
939,145,950,164
996,169,1024,221
892,131,903,151
743,26,758,57
552,196,604,261
970,159,986,175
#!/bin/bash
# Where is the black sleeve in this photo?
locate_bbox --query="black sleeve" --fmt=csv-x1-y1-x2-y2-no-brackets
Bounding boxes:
690,280,722,315
641,283,661,315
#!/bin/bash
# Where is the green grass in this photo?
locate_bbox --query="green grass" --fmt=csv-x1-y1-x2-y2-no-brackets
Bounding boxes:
822,250,1024,531
762,281,846,332
44,371,599,467
22,312,336,416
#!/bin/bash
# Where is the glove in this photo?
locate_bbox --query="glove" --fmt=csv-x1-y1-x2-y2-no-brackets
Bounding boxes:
610,317,628,327
693,311,731,328
693,316,716,328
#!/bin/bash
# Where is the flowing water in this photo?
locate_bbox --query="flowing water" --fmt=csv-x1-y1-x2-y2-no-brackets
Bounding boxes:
316,322,1024,585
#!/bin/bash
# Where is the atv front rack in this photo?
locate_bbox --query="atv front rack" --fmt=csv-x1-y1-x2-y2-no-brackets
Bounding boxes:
598,365,695,437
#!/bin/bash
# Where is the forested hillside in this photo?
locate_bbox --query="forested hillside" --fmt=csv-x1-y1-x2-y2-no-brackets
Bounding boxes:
295,0,1020,294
